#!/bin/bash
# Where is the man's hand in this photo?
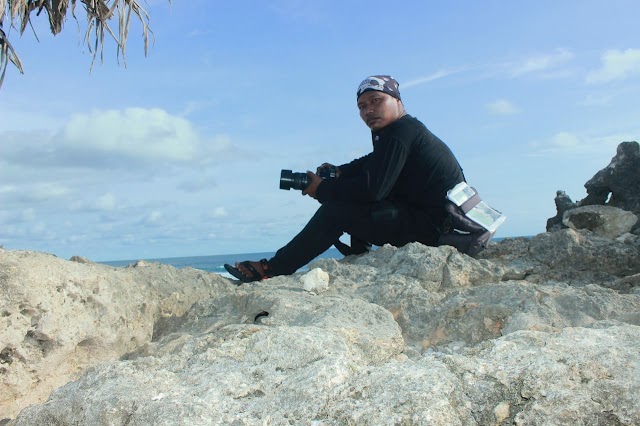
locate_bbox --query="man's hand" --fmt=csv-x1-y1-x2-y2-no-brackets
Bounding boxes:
317,163,341,178
302,170,323,199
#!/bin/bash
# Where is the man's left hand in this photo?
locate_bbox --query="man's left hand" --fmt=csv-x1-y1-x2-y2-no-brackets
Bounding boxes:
302,170,323,199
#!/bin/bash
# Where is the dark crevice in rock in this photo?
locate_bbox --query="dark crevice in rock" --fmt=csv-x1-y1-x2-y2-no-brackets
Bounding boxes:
23,331,56,357
0,347,14,365
254,311,269,324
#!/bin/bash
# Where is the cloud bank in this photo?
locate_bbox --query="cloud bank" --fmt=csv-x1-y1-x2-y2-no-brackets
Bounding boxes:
586,48,640,84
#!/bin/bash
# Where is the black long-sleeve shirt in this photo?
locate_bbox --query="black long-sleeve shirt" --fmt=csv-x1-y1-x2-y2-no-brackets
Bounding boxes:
315,114,464,224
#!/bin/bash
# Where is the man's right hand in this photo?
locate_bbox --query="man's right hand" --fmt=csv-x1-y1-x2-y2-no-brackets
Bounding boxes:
302,171,323,199
317,163,341,178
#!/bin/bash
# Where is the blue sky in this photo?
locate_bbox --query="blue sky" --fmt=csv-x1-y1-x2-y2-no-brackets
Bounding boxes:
1,0,639,261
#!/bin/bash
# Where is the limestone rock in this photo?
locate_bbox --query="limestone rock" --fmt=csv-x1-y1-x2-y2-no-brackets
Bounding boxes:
546,190,577,232
0,251,231,420
581,141,640,215
5,139,640,425
443,325,640,425
3,227,640,425
547,141,640,233
562,205,638,238
300,267,330,292
69,255,94,264
528,228,640,277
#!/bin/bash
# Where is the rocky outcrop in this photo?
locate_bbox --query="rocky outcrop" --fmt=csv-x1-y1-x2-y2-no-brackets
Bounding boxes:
2,141,640,425
546,190,577,231
562,205,638,239
0,251,231,421
547,141,640,233
582,141,640,214
2,229,639,425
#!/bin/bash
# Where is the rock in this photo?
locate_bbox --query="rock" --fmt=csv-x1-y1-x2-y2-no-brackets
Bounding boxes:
603,273,640,294
443,325,640,426
581,141,640,215
562,205,638,238
527,229,640,277
69,255,94,264
3,139,640,424
616,232,639,244
547,141,640,232
300,267,330,292
2,228,640,425
546,190,577,232
480,229,640,288
0,251,231,420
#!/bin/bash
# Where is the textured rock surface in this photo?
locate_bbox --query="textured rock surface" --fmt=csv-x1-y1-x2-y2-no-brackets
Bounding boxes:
2,230,640,425
581,141,640,215
0,251,230,420
547,141,640,233
546,190,578,232
300,267,330,292
562,205,638,239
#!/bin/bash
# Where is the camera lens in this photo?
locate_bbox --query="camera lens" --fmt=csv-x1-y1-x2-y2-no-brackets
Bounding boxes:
279,170,310,191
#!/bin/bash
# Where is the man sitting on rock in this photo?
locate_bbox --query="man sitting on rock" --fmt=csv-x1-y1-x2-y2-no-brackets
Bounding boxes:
225,75,466,282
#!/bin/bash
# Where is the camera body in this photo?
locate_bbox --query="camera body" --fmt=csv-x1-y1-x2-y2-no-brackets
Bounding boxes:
279,166,337,191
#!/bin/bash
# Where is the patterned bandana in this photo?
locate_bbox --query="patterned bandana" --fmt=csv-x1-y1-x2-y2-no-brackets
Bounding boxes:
356,75,401,101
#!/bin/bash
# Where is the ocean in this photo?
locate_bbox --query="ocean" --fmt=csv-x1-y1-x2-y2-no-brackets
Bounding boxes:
100,247,345,277
100,237,513,277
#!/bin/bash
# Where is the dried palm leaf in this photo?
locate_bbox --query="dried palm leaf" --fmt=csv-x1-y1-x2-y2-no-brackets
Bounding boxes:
0,0,168,89
0,26,25,87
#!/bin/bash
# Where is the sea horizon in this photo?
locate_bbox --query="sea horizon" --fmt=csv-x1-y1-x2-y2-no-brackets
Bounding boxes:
100,247,346,277
99,236,520,277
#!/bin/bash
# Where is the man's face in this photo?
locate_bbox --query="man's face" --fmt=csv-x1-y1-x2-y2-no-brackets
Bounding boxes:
357,91,404,131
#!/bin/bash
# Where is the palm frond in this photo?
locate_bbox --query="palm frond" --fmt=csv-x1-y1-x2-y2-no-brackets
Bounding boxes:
0,26,25,88
0,0,168,89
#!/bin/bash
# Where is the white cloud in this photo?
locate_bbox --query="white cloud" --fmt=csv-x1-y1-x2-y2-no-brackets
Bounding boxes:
29,222,57,240
403,66,473,89
95,193,117,211
180,100,219,117
68,234,88,243
62,108,200,162
586,48,640,84
0,185,17,195
270,0,324,22
210,207,228,218
0,109,236,183
512,49,574,76
581,93,614,106
187,29,211,38
486,99,520,115
404,50,575,92
530,131,636,157
551,132,580,149
144,211,164,225
21,208,36,221
4,183,72,204
0,208,37,226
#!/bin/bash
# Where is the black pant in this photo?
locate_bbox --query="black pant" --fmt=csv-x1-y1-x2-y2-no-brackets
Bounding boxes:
268,200,440,276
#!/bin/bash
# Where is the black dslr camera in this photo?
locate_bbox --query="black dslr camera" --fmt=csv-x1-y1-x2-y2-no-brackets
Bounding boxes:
279,166,337,191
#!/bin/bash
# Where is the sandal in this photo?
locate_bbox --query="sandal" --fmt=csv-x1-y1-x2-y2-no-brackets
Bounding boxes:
224,259,271,283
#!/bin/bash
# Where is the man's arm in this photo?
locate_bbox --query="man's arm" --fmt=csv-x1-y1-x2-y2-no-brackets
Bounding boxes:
336,154,370,178
316,136,410,203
